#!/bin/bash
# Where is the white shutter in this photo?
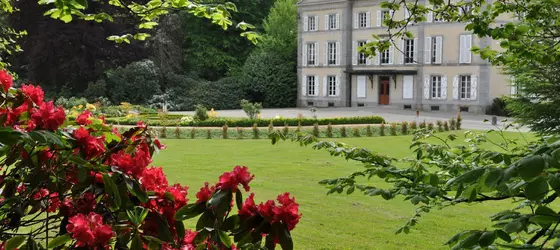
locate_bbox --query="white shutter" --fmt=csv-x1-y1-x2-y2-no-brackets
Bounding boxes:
413,38,418,63
376,11,381,27
471,75,477,100
314,76,319,96
302,43,307,66
336,14,340,29
459,35,465,63
354,13,358,29
424,37,432,64
388,45,394,64
314,16,319,31
427,6,433,23
399,39,405,64
324,42,329,66
335,74,341,96
435,36,443,64
314,42,319,66
357,76,366,98
325,15,329,30
441,76,448,100
403,75,413,99
352,41,358,65
374,53,380,65
466,35,472,63
366,12,371,28
423,76,430,99
304,16,308,31
336,42,341,65
452,75,459,100
302,76,307,96
323,76,328,96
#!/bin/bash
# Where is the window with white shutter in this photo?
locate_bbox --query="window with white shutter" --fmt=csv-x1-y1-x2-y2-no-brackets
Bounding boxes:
302,43,307,66
404,39,415,64
335,74,341,96
323,76,328,96
388,45,394,64
327,42,337,65
470,75,477,100
306,43,317,66
381,48,390,64
335,42,340,65
336,14,340,29
376,11,381,27
307,76,316,96
426,5,433,23
356,41,367,65
452,75,459,100
459,75,472,100
307,16,317,31
327,14,338,30
366,12,371,27
431,76,442,99
358,12,368,28
327,76,337,96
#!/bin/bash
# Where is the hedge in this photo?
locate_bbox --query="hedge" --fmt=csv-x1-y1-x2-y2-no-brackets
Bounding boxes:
105,116,386,127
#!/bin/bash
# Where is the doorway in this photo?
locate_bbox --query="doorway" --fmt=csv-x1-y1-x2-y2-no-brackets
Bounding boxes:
379,76,390,105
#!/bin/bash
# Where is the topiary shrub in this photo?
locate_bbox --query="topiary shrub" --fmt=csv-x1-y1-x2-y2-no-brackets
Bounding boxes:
222,124,229,139
175,126,181,139
428,122,434,131
0,75,301,250
450,118,457,130
340,126,347,137
296,120,302,133
390,123,397,136
206,128,212,139
237,127,244,139
194,104,209,121
410,121,418,130
366,125,373,137
268,120,274,134
313,123,320,137
283,123,289,136
379,123,386,136
327,123,333,138
352,127,361,137
437,120,444,132
444,121,450,131
253,123,260,139
190,127,196,139
419,121,427,129
401,122,408,135
456,113,462,130
161,126,168,138
486,97,511,117
240,99,262,120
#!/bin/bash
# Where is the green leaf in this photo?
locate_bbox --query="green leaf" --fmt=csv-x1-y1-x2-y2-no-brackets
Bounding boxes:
222,214,239,231
277,224,294,250
447,168,486,186
131,235,143,250
536,206,557,216
0,127,26,146
174,202,205,221
175,221,186,240
525,177,549,201
504,220,523,233
495,230,512,242
133,33,151,41
47,234,71,248
102,173,121,208
484,168,504,188
529,215,559,226
553,237,560,249
218,231,232,248
517,155,545,180
478,231,495,247
156,215,174,242
125,178,148,203
459,232,482,248
235,191,243,210
60,14,72,23
6,236,26,250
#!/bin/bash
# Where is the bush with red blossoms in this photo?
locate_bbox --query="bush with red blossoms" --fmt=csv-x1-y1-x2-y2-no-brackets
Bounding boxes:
0,71,301,250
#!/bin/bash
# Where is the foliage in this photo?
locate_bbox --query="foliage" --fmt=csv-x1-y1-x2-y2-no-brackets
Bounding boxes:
456,114,462,130
444,121,450,131
419,121,426,129
252,123,260,139
271,123,553,249
379,124,385,136
194,104,209,121
366,125,373,137
0,76,299,249
103,60,161,104
427,122,434,131
401,122,408,135
450,118,457,130
340,126,347,138
487,97,512,117
313,123,320,137
222,124,229,139
327,123,333,138
436,121,443,132
186,77,245,110
352,127,361,137
84,80,108,100
410,122,417,131
240,99,262,120
390,123,397,136
55,96,88,109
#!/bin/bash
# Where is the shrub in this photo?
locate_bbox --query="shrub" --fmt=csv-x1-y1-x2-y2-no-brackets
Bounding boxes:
327,123,333,138
450,118,457,130
0,80,301,249
340,126,347,137
427,122,434,131
236,127,244,139
222,124,229,139
55,96,88,109
401,122,408,135
296,120,302,133
84,80,108,100
410,121,418,130
379,123,385,136
283,123,289,136
104,59,162,104
486,97,511,116
186,76,245,110
366,125,373,137
390,123,397,136
437,120,444,132
419,121,427,129
206,128,212,139
444,121,450,131
253,123,260,139
240,99,262,120
268,120,274,134
194,104,209,121
352,127,361,137
161,126,167,138
456,113,462,130
175,126,181,139
190,127,196,139
313,123,320,137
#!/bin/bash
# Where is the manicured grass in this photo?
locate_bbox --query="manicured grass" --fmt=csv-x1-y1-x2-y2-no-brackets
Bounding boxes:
153,131,535,249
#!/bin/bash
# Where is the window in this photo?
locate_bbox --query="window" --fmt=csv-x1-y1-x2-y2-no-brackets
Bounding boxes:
328,42,337,65
308,16,317,31
381,49,390,64
381,10,390,26
459,34,472,63
357,41,367,65
328,14,338,30
327,76,337,96
431,76,442,99
307,43,316,65
460,75,471,99
404,39,415,64
307,76,316,96
358,12,368,28
425,36,442,64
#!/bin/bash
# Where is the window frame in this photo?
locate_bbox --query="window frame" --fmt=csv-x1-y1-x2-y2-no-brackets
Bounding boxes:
308,16,316,31
307,76,316,96
459,75,472,100
307,43,316,66
431,75,442,99
328,14,337,30
358,12,368,28
380,49,390,64
404,39,415,64
327,75,337,97
328,42,337,65
357,40,368,65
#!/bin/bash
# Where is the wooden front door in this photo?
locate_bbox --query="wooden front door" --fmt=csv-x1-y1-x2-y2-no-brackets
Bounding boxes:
379,77,390,105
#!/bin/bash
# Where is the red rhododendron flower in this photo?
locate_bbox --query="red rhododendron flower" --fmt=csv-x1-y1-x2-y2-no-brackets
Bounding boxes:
0,70,12,92
154,138,166,150
16,183,27,193
46,192,61,212
257,200,276,219
180,230,198,250
216,166,254,192
238,193,258,220
73,127,106,159
108,151,146,178
76,110,93,125
20,84,44,105
0,107,20,126
167,183,189,209
140,167,168,194
32,188,49,200
31,101,66,130
272,193,301,230
195,182,215,203
66,212,115,248
136,121,146,128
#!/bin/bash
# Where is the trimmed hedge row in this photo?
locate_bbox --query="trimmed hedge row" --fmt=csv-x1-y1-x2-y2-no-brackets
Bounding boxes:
106,116,386,127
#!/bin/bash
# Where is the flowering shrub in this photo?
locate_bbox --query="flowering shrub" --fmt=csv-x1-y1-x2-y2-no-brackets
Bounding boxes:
0,71,300,249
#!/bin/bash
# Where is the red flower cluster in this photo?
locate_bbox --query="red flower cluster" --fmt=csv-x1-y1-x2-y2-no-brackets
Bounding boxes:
31,188,61,213
217,166,254,192
0,70,12,92
141,167,169,194
108,144,152,178
76,110,93,125
196,182,216,203
61,192,97,216
239,192,301,231
21,84,44,105
66,212,115,249
73,127,106,159
30,101,66,130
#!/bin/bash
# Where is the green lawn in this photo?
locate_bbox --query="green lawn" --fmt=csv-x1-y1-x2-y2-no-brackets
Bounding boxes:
153,131,534,249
